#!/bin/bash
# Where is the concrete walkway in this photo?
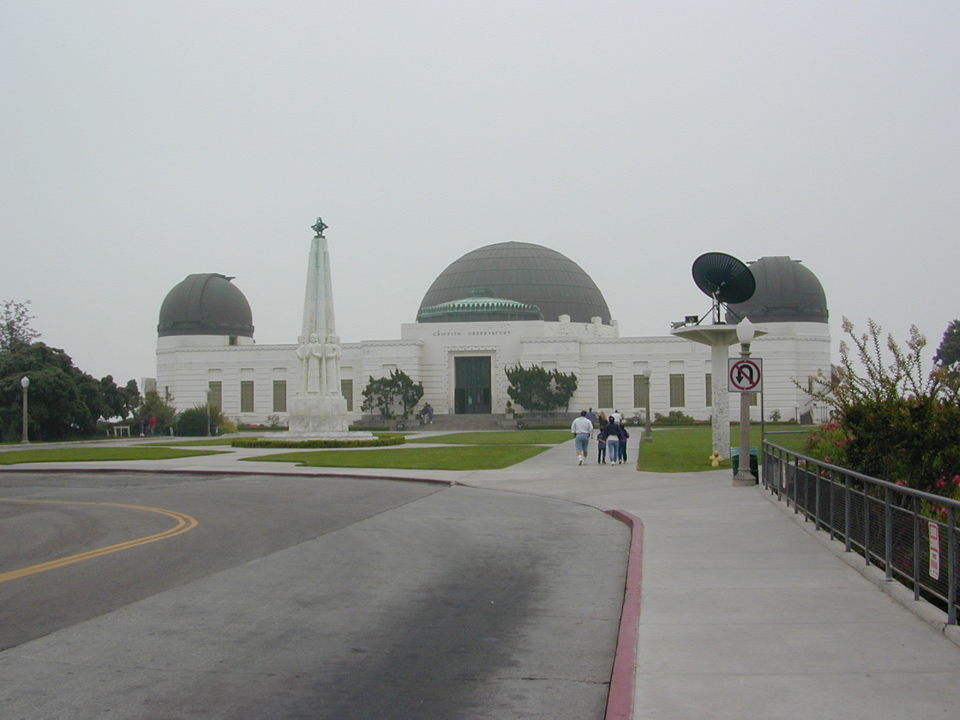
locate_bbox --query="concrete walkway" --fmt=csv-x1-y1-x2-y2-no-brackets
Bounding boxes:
5,433,960,719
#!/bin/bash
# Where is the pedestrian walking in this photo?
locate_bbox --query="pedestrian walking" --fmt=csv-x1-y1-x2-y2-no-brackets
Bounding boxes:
597,433,606,464
618,420,629,464
570,410,593,465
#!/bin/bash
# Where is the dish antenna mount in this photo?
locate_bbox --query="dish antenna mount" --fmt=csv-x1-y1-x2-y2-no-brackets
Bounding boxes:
691,252,756,324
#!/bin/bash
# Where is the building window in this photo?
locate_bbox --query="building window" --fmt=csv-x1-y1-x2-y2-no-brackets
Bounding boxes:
748,392,758,407
705,373,712,407
341,379,353,411
669,374,685,407
240,381,254,413
272,380,287,412
208,381,222,409
598,375,613,408
633,375,649,408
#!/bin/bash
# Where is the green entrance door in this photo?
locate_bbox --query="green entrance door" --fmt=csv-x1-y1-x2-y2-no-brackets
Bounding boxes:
454,356,491,414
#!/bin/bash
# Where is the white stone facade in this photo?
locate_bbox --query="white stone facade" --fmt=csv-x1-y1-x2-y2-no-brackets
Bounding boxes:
155,316,830,426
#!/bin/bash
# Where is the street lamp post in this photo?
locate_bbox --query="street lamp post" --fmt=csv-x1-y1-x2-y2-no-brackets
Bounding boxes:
207,389,213,437
733,318,756,486
20,376,30,444
642,369,653,443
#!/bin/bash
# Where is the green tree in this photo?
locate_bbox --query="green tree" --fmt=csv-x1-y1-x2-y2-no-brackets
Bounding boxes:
121,379,141,418
0,330,143,440
132,390,178,436
176,403,226,436
0,300,41,353
361,369,424,419
0,343,100,440
505,364,578,413
934,319,960,367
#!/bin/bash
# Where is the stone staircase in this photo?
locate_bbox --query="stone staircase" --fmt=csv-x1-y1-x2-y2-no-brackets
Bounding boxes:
358,412,578,432
409,413,504,431
409,412,578,432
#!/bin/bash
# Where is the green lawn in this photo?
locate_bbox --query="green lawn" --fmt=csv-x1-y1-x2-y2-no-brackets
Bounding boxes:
408,430,571,445
244,444,550,470
0,447,226,465
636,425,811,473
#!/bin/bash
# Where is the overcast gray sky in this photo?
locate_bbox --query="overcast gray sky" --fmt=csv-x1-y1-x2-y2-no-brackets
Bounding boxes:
2,1,957,387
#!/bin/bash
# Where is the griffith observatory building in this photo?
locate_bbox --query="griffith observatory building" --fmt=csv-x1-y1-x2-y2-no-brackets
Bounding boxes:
154,241,831,427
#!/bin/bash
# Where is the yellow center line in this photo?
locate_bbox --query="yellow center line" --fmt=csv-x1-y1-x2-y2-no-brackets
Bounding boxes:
0,498,199,584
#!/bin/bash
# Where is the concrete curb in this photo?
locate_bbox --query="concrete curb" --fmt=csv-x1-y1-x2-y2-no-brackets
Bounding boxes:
0,465,455,486
603,510,643,720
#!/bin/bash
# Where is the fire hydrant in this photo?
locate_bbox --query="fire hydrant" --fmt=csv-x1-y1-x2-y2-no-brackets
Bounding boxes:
708,451,723,467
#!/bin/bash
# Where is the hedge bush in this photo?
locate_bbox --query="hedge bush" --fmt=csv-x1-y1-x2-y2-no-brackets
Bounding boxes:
231,434,405,449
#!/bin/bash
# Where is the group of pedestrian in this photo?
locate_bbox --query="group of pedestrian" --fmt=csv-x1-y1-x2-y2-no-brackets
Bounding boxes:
570,407,630,466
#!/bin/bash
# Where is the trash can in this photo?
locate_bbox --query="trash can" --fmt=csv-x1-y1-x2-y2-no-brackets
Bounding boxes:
731,447,759,480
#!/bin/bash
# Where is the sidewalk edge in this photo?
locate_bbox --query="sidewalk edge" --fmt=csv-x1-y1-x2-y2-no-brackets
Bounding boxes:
604,509,643,720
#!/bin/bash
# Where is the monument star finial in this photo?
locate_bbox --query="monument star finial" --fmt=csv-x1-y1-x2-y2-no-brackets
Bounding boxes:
311,217,328,238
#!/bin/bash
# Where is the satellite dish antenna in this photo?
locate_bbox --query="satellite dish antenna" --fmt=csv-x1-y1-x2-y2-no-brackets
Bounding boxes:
691,252,756,324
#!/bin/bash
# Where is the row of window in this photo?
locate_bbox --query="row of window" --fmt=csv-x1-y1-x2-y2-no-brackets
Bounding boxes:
207,373,753,415
599,374,755,409
207,379,355,414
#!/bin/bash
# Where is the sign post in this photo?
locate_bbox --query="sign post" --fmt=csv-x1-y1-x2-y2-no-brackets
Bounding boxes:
730,327,762,486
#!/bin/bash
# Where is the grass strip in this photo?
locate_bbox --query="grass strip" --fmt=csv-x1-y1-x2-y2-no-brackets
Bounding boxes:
243,444,550,470
408,430,571,445
636,425,811,473
0,447,225,465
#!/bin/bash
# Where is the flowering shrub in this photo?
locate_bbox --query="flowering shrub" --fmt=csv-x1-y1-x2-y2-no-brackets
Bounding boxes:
653,410,697,425
805,319,960,493
922,474,960,522
803,421,850,467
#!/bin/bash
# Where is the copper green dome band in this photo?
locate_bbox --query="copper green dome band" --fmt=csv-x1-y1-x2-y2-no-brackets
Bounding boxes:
417,294,543,323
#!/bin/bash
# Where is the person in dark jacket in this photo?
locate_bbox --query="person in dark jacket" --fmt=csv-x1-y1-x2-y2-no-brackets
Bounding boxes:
600,421,622,466
618,420,630,464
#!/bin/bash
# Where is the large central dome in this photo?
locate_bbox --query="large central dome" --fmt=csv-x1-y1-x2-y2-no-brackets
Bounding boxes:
417,242,611,324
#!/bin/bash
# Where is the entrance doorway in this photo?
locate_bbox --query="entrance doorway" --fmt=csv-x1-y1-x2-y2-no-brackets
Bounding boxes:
454,356,491,414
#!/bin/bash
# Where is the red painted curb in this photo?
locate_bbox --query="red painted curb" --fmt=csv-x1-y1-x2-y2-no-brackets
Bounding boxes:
604,509,643,720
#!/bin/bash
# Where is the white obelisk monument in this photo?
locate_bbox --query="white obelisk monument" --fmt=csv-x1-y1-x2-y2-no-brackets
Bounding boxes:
288,217,369,437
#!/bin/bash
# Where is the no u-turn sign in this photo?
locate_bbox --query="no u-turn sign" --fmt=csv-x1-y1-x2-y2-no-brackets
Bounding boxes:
729,358,763,393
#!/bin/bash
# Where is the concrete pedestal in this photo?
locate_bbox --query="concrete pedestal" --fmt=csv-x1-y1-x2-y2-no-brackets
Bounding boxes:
288,394,372,438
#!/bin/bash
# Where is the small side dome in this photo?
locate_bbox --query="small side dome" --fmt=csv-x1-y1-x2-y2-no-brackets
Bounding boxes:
158,273,255,338
725,257,828,324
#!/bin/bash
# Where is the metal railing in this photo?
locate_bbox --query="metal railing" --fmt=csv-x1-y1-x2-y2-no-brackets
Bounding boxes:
762,441,959,625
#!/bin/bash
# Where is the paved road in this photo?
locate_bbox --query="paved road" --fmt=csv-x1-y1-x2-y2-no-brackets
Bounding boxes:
0,470,629,719
7,432,960,719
